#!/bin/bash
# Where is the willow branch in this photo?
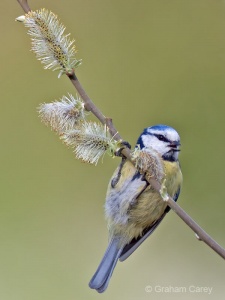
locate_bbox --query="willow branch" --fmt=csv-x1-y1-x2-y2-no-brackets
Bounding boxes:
17,0,31,13
165,196,225,259
68,72,122,141
17,0,225,260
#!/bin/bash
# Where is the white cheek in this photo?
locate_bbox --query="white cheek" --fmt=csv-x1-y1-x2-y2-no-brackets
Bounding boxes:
141,135,166,156
141,134,155,147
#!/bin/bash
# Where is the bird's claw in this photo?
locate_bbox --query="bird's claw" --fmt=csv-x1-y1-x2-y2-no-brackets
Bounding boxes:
115,141,131,157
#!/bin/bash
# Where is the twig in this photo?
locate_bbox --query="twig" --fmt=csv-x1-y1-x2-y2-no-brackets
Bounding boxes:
68,72,122,141
17,0,31,13
165,197,225,259
16,0,225,260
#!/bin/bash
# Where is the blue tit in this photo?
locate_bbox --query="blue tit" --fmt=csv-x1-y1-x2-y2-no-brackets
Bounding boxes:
89,124,182,293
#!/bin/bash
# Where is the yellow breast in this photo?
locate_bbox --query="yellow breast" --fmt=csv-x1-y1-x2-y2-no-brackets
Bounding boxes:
163,160,183,197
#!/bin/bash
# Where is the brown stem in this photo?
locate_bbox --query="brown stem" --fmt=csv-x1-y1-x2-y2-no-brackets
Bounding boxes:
17,0,31,13
68,72,123,141
165,197,225,259
105,118,122,141
68,72,106,122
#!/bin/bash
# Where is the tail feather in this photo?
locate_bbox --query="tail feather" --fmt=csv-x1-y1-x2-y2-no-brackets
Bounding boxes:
89,238,122,293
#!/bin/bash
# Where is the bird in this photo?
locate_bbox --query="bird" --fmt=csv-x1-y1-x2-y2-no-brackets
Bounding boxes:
89,124,183,293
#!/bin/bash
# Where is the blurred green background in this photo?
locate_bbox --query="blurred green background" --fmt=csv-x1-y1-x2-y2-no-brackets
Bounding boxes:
1,0,225,299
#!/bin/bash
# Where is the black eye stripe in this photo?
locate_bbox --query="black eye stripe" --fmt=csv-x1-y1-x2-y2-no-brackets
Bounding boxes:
154,134,169,142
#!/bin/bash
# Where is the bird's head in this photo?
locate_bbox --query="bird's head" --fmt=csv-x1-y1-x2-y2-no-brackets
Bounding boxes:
136,124,181,162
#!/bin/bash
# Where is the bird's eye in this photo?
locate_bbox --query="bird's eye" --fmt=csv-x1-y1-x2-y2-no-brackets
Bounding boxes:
157,134,166,141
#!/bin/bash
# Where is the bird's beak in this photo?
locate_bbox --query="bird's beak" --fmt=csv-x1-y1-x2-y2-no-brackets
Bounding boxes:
169,141,181,151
